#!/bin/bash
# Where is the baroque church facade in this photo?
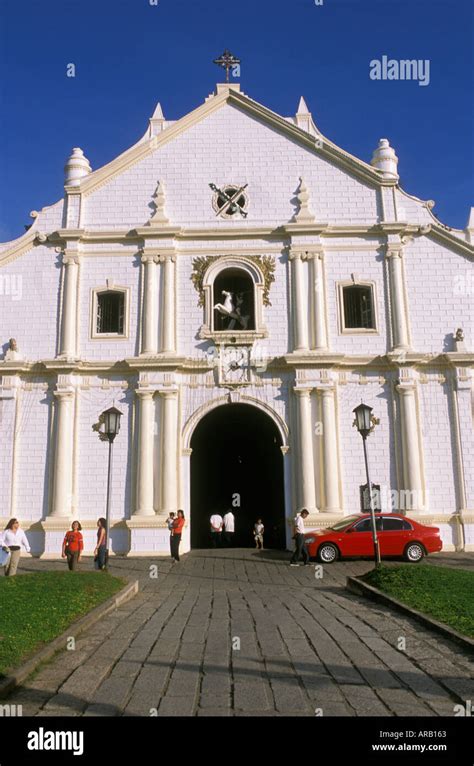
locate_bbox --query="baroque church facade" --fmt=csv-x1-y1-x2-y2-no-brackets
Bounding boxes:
1,81,473,556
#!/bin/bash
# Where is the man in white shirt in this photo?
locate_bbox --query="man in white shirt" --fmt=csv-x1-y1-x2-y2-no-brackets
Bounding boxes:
290,509,310,566
222,509,235,547
210,513,223,548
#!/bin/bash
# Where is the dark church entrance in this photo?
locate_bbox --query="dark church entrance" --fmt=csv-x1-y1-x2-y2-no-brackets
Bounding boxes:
190,404,286,549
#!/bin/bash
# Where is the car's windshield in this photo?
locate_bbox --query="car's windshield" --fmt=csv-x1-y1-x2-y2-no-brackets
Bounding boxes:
327,515,361,531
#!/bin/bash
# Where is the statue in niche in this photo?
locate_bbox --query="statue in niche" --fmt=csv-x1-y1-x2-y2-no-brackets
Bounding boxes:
4,338,23,361
214,290,250,330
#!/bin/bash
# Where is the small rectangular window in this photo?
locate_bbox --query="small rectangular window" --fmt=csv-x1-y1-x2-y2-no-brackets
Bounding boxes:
97,291,125,335
343,285,375,329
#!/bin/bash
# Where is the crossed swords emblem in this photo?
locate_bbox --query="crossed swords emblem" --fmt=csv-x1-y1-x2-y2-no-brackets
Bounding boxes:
209,183,248,218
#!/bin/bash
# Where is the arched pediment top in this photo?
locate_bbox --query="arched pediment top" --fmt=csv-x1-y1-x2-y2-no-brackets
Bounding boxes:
191,254,275,307
203,255,263,286
182,394,289,450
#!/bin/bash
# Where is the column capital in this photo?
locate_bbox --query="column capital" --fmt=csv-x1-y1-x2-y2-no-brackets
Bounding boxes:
141,254,159,265
293,386,313,397
289,250,304,261
395,381,417,394
314,384,337,396
63,254,81,267
136,388,155,400
159,388,179,398
385,246,403,259
158,253,177,263
53,389,75,400
303,247,325,261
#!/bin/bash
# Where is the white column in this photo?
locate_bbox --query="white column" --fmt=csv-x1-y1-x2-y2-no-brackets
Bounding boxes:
294,388,317,512
317,386,341,511
59,254,80,358
141,254,158,355
311,252,329,350
51,390,75,517
396,382,425,510
160,389,179,514
160,254,177,354
290,251,309,352
134,390,155,516
386,247,410,351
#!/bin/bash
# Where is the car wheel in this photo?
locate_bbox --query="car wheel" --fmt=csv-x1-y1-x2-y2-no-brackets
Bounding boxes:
404,542,425,563
317,543,339,563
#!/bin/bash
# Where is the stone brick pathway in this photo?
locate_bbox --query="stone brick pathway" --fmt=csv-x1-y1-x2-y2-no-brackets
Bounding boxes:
6,550,473,716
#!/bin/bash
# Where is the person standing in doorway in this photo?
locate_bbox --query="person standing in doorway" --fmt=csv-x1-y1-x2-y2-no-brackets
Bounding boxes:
62,521,83,571
171,510,185,563
210,512,223,547
254,519,264,550
290,509,310,566
222,509,235,546
0,519,31,576
166,512,176,560
94,518,107,570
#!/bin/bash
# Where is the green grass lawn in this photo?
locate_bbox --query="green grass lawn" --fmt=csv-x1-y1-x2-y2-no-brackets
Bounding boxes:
362,565,474,638
0,571,126,676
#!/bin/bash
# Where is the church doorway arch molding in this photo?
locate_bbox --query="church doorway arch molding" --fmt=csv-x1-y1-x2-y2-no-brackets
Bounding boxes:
183,398,290,550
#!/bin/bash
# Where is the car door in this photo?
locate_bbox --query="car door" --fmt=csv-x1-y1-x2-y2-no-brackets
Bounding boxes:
347,517,382,557
379,516,412,556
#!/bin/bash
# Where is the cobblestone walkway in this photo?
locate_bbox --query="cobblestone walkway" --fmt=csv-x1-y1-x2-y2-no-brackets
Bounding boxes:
6,550,474,717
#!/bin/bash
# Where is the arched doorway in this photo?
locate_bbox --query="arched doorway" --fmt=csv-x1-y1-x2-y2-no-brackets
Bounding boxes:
190,403,286,549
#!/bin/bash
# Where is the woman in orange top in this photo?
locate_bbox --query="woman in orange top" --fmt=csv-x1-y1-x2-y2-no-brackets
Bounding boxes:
62,521,84,571
171,510,185,563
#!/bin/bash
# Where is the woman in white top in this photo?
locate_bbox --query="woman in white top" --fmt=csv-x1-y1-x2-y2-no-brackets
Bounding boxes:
0,518,31,576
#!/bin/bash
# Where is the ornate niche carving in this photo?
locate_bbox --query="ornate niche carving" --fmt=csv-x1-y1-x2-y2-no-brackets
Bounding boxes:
191,255,275,342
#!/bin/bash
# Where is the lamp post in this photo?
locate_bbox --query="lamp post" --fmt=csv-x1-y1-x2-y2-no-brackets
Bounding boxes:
353,403,381,568
100,406,122,569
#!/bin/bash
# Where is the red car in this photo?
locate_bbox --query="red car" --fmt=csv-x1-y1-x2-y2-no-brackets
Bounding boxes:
304,513,442,563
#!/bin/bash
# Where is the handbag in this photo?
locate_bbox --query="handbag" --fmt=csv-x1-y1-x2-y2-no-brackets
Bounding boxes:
0,548,11,567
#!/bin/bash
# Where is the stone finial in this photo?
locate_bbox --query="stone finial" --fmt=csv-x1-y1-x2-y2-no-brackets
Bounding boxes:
149,102,165,137
465,207,474,244
148,180,169,225
295,96,312,133
292,177,315,223
454,328,466,352
371,138,399,179
64,148,92,187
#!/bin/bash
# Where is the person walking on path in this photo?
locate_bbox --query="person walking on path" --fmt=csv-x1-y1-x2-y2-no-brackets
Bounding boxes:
210,513,223,548
254,519,264,550
290,509,310,566
94,518,107,570
0,518,31,576
171,510,185,563
222,509,235,546
166,512,176,560
62,521,84,571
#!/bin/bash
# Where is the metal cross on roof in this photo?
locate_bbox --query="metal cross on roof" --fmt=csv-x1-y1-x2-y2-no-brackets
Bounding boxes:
213,49,241,83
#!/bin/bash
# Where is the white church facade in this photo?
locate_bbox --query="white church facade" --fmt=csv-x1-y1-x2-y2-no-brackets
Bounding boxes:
1,81,473,556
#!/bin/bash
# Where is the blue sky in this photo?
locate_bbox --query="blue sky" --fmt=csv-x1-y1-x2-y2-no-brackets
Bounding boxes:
0,0,472,240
